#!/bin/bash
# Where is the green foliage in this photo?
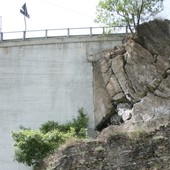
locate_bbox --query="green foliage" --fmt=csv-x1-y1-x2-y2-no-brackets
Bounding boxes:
39,121,61,133
69,108,89,138
40,108,88,138
12,130,55,166
95,0,165,33
11,108,89,166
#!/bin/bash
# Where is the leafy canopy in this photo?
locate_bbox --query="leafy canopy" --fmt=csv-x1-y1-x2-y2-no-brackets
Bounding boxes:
95,0,164,33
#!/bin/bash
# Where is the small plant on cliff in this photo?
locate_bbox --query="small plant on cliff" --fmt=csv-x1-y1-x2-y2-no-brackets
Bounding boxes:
40,108,88,138
95,0,165,33
11,108,89,166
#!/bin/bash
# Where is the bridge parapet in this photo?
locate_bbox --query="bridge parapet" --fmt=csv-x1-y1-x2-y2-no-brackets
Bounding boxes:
0,26,128,41
0,34,126,48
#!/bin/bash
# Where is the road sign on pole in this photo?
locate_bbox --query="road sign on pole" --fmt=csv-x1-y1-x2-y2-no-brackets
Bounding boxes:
20,3,30,31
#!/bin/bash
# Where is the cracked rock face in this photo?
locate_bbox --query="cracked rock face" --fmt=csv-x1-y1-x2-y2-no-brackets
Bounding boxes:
91,20,170,131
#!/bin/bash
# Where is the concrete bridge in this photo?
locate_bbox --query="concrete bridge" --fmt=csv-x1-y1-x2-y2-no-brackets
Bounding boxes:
0,27,125,170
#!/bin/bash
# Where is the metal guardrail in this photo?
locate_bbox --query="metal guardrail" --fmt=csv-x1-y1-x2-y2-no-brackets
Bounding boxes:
0,26,128,41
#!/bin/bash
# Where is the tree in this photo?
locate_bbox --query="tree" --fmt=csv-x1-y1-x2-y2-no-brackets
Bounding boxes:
95,0,164,33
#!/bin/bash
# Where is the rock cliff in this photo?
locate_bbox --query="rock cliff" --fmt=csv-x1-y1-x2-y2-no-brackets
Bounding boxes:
91,19,170,131
38,19,170,170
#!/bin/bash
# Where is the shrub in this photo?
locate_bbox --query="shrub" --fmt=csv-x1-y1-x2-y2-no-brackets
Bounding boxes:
39,121,61,133
72,108,89,137
12,130,52,166
40,108,89,138
11,108,88,166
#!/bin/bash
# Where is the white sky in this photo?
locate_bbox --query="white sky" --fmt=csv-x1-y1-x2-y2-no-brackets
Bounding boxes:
0,0,170,32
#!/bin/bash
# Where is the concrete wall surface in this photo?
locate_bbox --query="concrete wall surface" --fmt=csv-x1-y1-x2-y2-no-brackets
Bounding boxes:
0,35,124,170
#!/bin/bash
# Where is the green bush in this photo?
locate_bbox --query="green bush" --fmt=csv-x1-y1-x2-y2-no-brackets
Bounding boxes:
40,108,89,138
12,130,52,166
11,108,88,166
71,108,89,138
39,121,61,133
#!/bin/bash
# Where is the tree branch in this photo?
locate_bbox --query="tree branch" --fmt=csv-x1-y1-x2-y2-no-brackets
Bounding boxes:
137,0,145,26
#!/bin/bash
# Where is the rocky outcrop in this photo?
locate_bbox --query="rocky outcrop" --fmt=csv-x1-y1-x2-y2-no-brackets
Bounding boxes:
90,19,170,131
39,124,170,170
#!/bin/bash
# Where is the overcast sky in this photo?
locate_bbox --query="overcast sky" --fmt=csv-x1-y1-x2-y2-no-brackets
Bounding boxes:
0,0,170,32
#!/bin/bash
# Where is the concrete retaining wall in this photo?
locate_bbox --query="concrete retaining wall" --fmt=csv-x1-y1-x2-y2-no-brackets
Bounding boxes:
0,35,124,170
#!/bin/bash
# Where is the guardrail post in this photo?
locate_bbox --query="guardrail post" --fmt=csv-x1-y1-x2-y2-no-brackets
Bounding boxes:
102,27,105,34
90,27,92,36
0,32,3,41
45,30,48,38
23,31,26,40
67,28,70,37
